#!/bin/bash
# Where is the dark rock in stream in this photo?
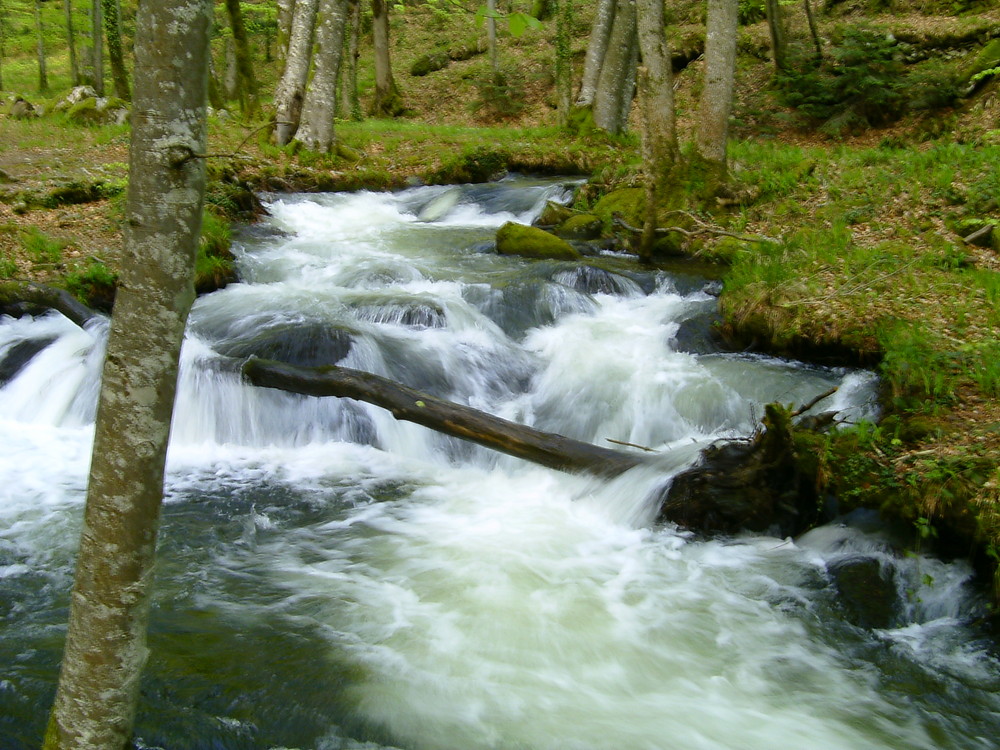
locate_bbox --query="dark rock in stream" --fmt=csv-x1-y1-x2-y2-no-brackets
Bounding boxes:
672,310,725,355
827,556,899,629
0,337,55,386
215,322,354,367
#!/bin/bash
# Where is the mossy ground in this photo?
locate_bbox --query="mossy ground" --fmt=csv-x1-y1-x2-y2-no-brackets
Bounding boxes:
1,1,998,582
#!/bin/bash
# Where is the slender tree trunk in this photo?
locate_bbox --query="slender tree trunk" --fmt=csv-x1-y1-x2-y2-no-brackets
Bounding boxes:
592,0,638,134
277,0,295,61
635,0,679,263
91,0,104,95
296,0,348,152
43,0,213,745
554,0,573,126
0,0,7,90
339,0,362,121
33,0,48,94
370,0,403,116
487,0,498,74
207,52,225,109
65,0,80,86
577,0,615,106
696,0,738,185
225,0,259,116
273,0,319,144
804,0,822,62
764,0,787,71
223,38,238,101
102,0,130,99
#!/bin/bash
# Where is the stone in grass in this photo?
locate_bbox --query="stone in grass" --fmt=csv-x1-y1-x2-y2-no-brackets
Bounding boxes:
496,222,582,261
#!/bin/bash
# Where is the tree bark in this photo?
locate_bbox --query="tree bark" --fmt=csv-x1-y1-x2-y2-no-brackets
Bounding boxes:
102,0,130,100
274,0,319,145
577,0,615,106
295,0,348,152
43,0,213,744
33,0,48,94
339,0,362,121
634,0,679,262
224,0,259,116
243,358,647,478
487,0,498,74
65,0,79,86
90,0,104,95
764,0,787,71
276,0,295,61
554,0,573,126
695,0,738,183
592,0,638,134
370,0,403,116
803,0,822,62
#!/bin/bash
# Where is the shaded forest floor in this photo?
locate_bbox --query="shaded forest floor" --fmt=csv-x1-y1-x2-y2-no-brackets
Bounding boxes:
1,4,999,581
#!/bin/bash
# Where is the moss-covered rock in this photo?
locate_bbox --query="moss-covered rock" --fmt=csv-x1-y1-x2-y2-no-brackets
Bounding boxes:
591,188,645,232
963,39,1000,85
555,214,602,240
496,222,581,261
535,200,575,227
410,51,450,77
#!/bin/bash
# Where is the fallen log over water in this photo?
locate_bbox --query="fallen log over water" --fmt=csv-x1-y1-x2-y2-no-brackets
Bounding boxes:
0,281,98,328
242,358,647,478
242,359,824,535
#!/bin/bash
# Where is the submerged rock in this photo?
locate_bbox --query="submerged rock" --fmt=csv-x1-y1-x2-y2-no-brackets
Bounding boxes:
827,556,899,629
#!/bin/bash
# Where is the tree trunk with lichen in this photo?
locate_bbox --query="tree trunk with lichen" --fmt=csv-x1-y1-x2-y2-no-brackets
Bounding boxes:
695,0,738,191
635,0,679,262
102,0,129,100
554,0,573,126
577,0,615,106
295,0,348,152
225,0,259,116
274,0,319,145
43,0,212,744
370,0,403,116
592,0,638,134
339,0,362,121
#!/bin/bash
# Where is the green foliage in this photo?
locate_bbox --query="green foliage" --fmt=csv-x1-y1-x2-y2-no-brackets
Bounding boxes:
0,257,17,279
878,321,956,409
19,226,66,266
63,260,117,311
469,68,527,121
777,28,905,130
474,6,542,37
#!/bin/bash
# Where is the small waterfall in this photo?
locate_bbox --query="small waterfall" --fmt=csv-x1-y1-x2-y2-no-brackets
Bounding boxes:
0,177,997,750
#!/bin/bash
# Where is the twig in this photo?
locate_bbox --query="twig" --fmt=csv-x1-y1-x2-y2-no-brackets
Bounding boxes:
612,213,777,244
791,386,838,417
606,438,659,453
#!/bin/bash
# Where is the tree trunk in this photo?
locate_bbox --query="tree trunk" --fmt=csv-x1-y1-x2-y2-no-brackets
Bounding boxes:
65,0,79,86
635,0,679,262
102,0,129,100
592,0,638,134
764,0,787,72
33,0,48,94
803,0,822,62
339,0,362,121
576,0,615,106
695,0,738,185
91,0,104,95
487,0,498,74
554,0,573,127
276,0,295,61
43,0,213,745
224,38,238,101
243,359,647,478
295,0,348,153
224,0,259,116
273,0,319,145
370,0,403,116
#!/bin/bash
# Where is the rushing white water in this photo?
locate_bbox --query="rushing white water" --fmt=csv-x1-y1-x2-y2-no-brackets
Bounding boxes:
1,177,997,750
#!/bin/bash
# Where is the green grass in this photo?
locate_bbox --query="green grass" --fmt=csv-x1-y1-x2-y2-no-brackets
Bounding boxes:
19,226,66,266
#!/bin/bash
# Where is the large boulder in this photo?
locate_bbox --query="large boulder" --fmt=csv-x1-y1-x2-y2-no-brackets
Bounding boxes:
591,188,645,232
555,214,602,240
495,222,581,261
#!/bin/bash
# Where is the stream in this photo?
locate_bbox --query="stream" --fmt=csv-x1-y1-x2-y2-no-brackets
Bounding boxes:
1,176,998,749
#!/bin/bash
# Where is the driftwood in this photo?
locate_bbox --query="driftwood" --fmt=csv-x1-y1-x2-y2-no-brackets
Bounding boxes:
242,358,647,478
0,281,98,328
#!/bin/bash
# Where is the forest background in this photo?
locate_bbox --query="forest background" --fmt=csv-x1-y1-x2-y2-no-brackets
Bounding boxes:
0,0,999,589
